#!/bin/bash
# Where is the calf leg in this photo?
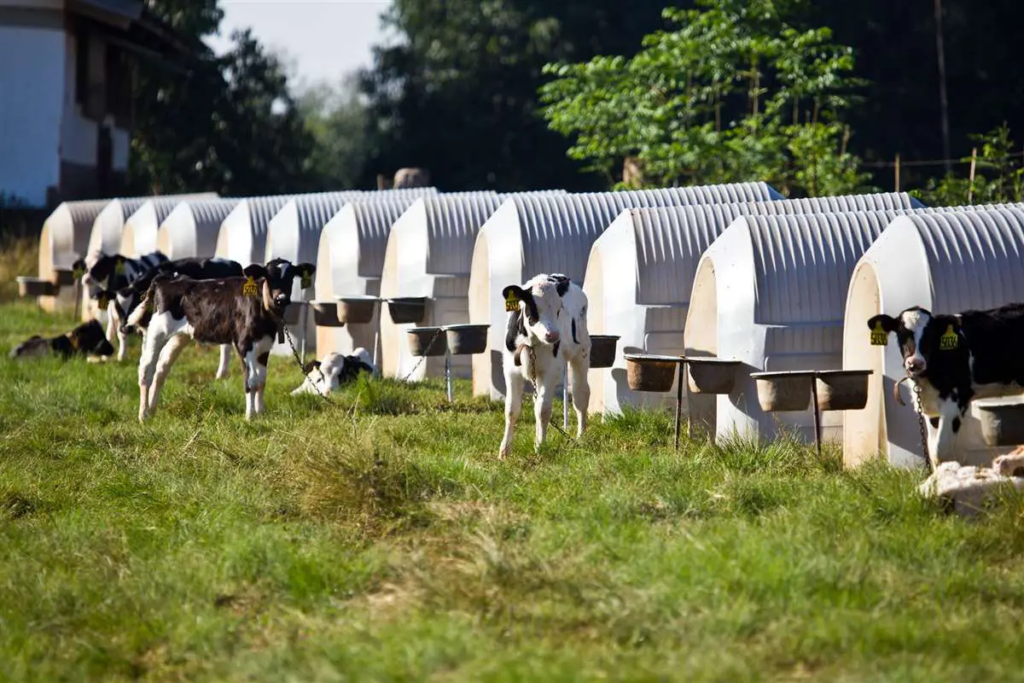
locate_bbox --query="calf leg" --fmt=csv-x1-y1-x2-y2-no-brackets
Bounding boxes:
253,350,270,415
499,368,525,459
137,328,170,423
568,354,591,439
533,376,555,452
928,397,964,470
216,344,231,380
146,334,191,416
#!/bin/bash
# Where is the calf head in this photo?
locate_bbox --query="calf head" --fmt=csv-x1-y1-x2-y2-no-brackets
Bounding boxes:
868,307,965,378
241,263,301,315
502,274,571,346
265,258,317,291
67,319,115,357
83,253,127,288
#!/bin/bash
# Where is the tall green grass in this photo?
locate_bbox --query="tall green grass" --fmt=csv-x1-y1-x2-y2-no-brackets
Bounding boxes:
1,299,1024,681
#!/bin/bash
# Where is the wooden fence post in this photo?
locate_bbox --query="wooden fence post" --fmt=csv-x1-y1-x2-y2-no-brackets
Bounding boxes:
968,147,978,204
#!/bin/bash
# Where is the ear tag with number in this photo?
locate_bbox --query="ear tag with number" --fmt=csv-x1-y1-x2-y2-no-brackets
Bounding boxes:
505,292,520,312
940,324,959,351
114,260,125,275
870,321,887,346
300,269,312,289
242,276,259,298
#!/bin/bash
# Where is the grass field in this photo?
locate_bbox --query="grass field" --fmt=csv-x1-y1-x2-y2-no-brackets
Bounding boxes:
4,261,1024,680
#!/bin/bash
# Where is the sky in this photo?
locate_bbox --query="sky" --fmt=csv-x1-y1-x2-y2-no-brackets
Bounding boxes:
203,0,394,91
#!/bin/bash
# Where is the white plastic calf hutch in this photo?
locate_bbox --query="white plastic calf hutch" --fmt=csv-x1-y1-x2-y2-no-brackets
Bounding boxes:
843,207,1024,470
156,198,241,260
585,192,926,418
263,192,370,357
121,196,227,258
86,193,217,261
468,183,782,400
378,191,571,382
214,195,302,266
683,210,918,445
35,199,111,312
314,194,433,361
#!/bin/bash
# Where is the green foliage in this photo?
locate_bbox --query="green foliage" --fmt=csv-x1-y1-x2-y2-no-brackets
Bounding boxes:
539,0,875,196
129,6,318,196
912,123,1024,207
358,0,674,191
296,76,373,190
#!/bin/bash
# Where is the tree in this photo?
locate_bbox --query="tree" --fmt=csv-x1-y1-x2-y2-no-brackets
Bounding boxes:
357,0,674,191
538,0,873,196
296,75,372,191
129,4,317,196
913,124,1024,206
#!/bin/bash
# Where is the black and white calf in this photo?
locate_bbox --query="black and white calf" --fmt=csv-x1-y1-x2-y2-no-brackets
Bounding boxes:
128,260,315,421
291,348,377,396
106,257,245,370
78,251,168,346
869,303,1024,468
9,319,114,360
498,273,592,458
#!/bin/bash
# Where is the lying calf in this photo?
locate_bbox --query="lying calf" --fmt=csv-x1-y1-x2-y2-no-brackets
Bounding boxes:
9,320,114,360
291,349,377,396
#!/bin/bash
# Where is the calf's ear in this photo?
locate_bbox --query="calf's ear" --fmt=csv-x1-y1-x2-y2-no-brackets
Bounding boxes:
551,274,571,297
243,264,268,279
867,314,898,334
502,285,529,312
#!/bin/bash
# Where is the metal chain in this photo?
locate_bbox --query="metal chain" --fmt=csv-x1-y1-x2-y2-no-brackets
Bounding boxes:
399,327,444,383
911,382,935,473
281,321,335,405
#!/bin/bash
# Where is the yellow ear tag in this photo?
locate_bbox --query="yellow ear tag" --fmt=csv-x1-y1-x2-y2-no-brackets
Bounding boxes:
73,265,85,279
940,324,959,351
242,276,259,297
97,294,108,309
505,292,520,312
870,321,887,346
114,260,125,275
300,270,312,289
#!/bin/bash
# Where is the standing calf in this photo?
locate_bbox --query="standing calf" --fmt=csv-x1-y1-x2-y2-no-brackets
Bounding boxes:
128,260,314,421
869,303,1024,469
499,273,592,458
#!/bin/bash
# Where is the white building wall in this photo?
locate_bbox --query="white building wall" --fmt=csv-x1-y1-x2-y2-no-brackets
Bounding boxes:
0,26,65,206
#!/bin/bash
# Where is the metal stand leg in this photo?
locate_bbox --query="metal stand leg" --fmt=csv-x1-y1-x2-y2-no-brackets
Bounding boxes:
810,378,822,458
299,303,308,364
445,350,453,403
674,363,684,450
563,366,569,429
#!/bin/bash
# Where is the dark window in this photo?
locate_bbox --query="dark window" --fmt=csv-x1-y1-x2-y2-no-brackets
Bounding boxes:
75,31,88,108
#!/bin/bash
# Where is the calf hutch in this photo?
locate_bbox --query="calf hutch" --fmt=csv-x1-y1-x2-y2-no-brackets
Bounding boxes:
378,191,568,382
86,193,216,261
263,191,370,356
683,209,917,445
157,198,241,260
121,196,224,258
468,182,782,400
843,207,1024,470
585,192,926,418
35,199,110,312
214,195,299,266
314,194,433,361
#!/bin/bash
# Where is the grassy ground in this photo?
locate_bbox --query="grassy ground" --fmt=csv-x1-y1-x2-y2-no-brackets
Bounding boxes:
3,294,1024,681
